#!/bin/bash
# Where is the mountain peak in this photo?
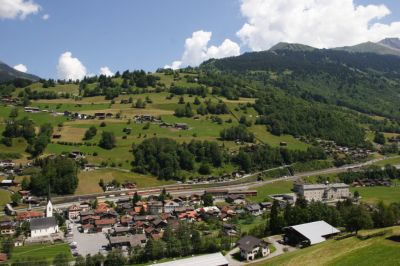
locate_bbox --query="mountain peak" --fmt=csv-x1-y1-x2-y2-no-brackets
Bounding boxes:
269,42,316,52
378,37,400,50
0,60,40,82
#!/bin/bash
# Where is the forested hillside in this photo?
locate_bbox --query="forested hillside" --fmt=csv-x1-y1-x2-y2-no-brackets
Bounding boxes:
200,47,400,146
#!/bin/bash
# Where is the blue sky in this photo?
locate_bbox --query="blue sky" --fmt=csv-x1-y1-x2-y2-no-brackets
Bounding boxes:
1,0,400,79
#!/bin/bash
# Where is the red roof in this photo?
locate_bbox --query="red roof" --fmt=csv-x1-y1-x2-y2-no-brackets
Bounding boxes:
16,211,44,221
95,218,116,226
0,253,7,261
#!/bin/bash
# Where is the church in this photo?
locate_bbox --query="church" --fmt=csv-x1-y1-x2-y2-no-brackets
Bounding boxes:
30,195,59,238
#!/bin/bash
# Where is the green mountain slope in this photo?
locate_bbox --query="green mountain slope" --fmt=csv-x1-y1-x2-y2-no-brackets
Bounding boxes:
0,60,40,82
334,41,400,56
269,42,316,52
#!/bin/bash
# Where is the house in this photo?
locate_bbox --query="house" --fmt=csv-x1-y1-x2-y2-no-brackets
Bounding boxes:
69,151,85,160
0,160,15,168
152,252,228,266
269,193,297,207
95,218,116,232
226,194,246,205
237,235,270,261
68,204,81,220
174,123,188,130
29,199,59,238
163,200,180,213
16,211,44,221
94,113,106,119
148,201,163,215
222,224,238,236
109,234,147,249
0,253,7,263
283,220,340,247
245,204,262,216
112,226,130,236
0,221,16,236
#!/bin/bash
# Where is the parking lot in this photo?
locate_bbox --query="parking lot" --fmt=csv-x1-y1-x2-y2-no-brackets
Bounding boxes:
66,221,109,257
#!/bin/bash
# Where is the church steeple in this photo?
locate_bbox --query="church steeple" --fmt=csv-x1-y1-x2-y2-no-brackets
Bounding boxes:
46,183,53,218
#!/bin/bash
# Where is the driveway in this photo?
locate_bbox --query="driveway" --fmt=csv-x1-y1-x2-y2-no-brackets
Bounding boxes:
68,221,109,257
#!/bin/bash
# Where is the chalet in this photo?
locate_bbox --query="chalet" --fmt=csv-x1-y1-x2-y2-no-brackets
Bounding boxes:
69,151,85,160
112,226,130,236
0,160,15,168
24,107,40,113
222,224,238,236
148,201,163,215
174,123,188,130
94,113,106,119
16,211,44,221
95,218,116,232
68,204,81,220
0,179,17,187
163,200,180,213
120,214,133,226
0,220,16,236
52,134,62,139
237,235,270,261
245,204,262,216
226,194,246,205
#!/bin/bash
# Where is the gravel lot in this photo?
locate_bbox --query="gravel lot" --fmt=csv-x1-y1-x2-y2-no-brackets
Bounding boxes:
68,221,109,257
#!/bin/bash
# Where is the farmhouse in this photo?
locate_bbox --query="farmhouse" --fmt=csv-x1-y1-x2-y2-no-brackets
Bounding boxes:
283,220,340,247
237,235,270,261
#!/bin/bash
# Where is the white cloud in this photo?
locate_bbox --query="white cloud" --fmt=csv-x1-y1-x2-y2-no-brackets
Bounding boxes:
42,14,49,20
99,66,114,77
57,52,87,80
0,0,41,20
165,30,240,69
13,64,27,73
237,0,400,51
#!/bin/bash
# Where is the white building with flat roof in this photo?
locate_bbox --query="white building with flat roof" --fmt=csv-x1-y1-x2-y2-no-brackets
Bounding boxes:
284,220,340,246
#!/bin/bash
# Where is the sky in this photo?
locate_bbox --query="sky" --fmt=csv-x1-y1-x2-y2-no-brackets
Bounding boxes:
1,0,400,79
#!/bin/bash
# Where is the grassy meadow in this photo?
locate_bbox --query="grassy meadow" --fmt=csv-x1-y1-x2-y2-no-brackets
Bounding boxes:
253,226,400,266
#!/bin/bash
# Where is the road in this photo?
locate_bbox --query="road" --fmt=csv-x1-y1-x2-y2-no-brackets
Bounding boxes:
4,155,397,215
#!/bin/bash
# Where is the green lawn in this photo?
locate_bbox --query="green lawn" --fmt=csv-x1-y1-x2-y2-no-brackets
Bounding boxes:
372,156,400,166
11,243,73,263
253,226,400,266
76,168,174,194
0,189,11,207
351,182,400,204
248,180,293,203
251,125,310,151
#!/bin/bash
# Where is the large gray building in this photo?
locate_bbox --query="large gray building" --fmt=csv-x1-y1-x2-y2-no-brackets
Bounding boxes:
294,182,350,201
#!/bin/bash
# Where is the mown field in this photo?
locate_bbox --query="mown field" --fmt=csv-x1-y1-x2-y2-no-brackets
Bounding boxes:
0,73,312,185
76,169,174,195
253,226,400,266
10,243,73,263
247,180,293,203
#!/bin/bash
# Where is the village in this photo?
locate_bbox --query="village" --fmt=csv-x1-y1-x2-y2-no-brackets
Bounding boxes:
0,157,360,266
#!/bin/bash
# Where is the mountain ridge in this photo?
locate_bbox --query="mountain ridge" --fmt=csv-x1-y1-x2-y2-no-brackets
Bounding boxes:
0,60,40,82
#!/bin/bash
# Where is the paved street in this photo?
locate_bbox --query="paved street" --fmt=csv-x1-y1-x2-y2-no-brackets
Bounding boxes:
68,222,109,257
